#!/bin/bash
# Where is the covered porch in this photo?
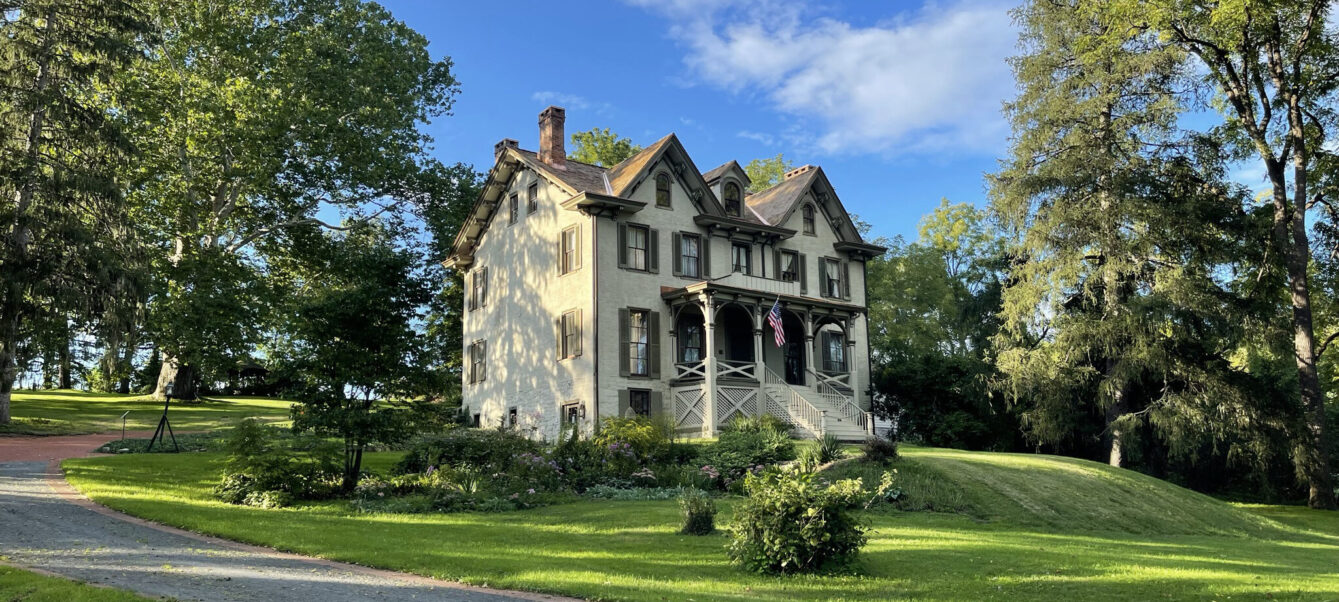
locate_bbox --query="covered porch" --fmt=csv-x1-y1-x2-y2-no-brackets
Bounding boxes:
660,282,870,438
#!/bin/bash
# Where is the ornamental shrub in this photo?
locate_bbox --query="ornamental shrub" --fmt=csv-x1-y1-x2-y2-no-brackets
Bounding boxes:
727,470,869,573
594,416,671,461
394,428,540,474
214,419,341,507
816,433,843,464
696,426,796,488
861,435,899,464
679,488,717,535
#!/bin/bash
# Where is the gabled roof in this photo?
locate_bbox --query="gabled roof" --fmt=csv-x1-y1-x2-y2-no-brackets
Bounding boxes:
603,134,725,217
514,149,608,194
702,160,750,185
746,167,820,225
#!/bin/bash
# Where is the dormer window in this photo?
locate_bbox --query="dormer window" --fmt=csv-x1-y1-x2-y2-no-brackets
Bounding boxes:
724,182,741,217
802,204,816,235
655,173,671,207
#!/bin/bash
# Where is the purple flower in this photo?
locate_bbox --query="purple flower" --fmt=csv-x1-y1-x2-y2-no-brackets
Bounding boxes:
527,488,535,494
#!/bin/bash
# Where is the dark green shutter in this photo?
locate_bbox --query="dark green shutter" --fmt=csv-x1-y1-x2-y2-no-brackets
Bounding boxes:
479,341,487,382
648,229,659,273
671,232,683,276
555,316,563,360
481,267,488,306
798,254,808,294
700,236,711,278
618,309,630,377
648,311,661,378
650,391,662,417
466,273,475,310
773,249,781,279
574,310,583,357
617,223,628,268
842,262,851,300
618,390,630,417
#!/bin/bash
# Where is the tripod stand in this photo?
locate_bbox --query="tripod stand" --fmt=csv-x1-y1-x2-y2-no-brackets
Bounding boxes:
147,388,179,452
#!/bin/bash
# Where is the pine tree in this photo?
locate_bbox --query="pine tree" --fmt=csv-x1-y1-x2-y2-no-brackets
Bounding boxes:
0,0,148,422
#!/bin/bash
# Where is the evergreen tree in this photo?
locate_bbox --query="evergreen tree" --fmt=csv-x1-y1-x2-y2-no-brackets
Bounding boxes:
0,0,148,421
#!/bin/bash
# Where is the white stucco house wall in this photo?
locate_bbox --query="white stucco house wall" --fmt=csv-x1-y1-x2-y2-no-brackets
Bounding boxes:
445,107,886,441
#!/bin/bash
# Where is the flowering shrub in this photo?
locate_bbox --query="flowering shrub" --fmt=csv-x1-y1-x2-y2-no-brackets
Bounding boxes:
394,428,540,474
695,427,795,490
593,416,672,461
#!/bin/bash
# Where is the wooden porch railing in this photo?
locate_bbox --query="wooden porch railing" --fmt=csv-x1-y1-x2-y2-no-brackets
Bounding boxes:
717,359,755,380
811,369,872,436
764,367,826,436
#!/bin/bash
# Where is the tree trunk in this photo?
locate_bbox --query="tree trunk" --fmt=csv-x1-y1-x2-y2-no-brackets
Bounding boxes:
57,330,71,389
1103,357,1128,468
117,340,134,394
0,326,15,423
154,358,198,400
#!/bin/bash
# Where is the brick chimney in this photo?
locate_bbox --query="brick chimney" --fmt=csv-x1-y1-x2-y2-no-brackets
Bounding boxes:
538,106,566,169
494,138,518,160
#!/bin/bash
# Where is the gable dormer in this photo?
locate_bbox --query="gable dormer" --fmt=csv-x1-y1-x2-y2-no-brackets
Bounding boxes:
702,161,751,219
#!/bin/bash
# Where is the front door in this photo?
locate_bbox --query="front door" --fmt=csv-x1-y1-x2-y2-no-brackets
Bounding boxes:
783,318,804,385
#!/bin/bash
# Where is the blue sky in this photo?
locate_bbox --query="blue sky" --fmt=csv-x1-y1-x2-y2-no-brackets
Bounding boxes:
377,0,1021,242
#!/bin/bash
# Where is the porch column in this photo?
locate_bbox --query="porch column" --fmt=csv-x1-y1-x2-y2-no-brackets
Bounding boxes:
702,294,717,436
752,305,765,385
802,311,816,385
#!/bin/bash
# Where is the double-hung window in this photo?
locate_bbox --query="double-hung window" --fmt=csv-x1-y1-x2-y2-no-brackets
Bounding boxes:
557,309,581,360
824,258,843,298
655,173,671,207
560,226,580,274
679,233,700,278
508,193,519,224
628,310,649,376
527,183,538,214
732,242,751,275
803,204,816,235
626,225,648,271
823,331,846,373
779,250,798,282
724,182,742,217
628,389,651,417
468,340,487,383
679,322,702,363
469,267,487,310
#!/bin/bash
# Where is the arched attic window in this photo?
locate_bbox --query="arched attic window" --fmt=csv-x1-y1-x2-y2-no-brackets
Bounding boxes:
724,182,742,217
802,204,816,235
655,173,671,207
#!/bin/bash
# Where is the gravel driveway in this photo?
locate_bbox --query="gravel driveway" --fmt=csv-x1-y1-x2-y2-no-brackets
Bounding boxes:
0,439,571,601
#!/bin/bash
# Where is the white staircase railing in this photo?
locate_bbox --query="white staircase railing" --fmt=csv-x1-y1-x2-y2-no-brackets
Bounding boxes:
763,367,826,437
810,370,873,436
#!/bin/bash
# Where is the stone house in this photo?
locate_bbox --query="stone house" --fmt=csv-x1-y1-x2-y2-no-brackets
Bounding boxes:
445,107,886,440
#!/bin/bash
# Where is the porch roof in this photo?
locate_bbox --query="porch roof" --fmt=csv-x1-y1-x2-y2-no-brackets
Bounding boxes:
659,281,865,316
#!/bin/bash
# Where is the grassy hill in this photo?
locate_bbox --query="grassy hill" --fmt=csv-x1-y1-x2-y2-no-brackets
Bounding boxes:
826,446,1279,536
2,389,292,436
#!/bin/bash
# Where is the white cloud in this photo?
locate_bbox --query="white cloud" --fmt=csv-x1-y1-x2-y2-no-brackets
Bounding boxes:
530,91,613,115
630,1,1018,155
736,130,776,145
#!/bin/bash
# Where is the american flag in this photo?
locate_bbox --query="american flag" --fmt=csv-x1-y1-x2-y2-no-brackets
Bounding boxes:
767,298,785,346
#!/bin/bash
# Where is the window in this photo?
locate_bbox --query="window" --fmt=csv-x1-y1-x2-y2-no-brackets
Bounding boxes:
732,242,751,274
469,267,487,310
628,389,651,417
508,407,518,428
626,224,648,271
655,173,671,207
824,258,843,298
679,322,702,363
678,233,701,278
803,204,816,235
628,310,649,376
527,183,539,214
724,182,742,217
560,225,580,274
468,340,487,384
779,250,799,282
558,309,582,360
823,331,847,373
562,403,581,424
508,193,519,224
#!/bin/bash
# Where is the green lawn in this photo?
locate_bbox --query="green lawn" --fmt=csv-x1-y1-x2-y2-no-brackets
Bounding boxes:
63,446,1339,601
2,389,292,435
0,565,151,602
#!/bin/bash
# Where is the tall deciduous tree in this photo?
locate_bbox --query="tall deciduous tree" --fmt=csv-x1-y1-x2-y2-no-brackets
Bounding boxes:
744,153,794,193
569,128,641,166
121,0,459,399
417,163,484,397
0,0,148,422
1134,0,1338,509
